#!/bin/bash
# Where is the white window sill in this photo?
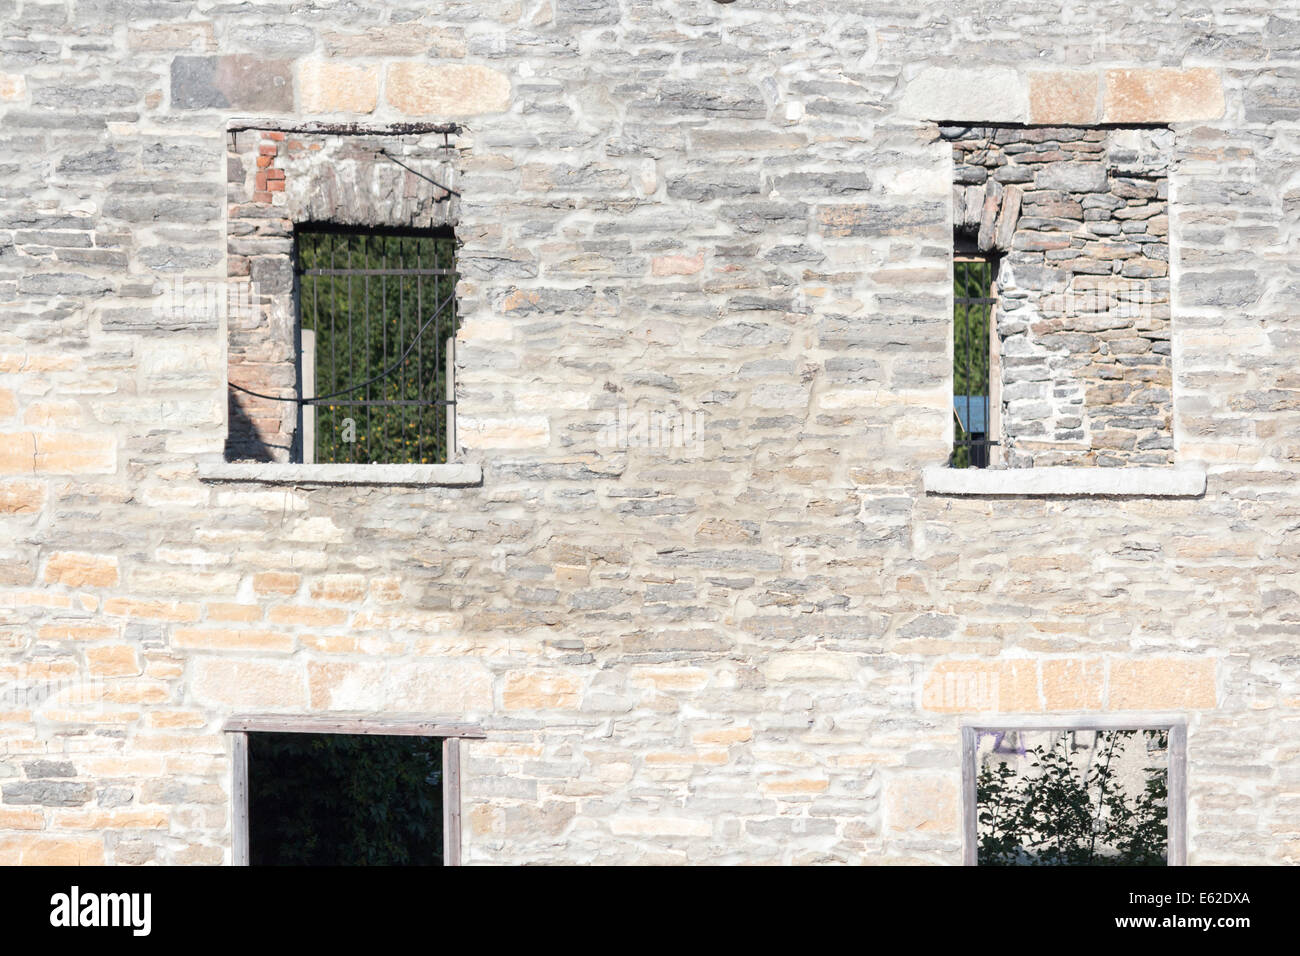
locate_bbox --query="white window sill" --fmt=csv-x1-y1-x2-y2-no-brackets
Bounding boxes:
922,465,1206,498
199,462,482,487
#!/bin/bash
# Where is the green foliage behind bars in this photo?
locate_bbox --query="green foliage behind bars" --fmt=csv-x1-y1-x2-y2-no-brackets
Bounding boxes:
977,729,1169,866
951,259,993,469
297,230,457,464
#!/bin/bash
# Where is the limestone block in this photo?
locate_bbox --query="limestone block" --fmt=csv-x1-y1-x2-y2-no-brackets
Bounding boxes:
899,67,1028,122
1103,68,1225,123
385,62,511,116
883,773,959,834
1108,658,1217,709
1028,71,1100,124
298,60,378,114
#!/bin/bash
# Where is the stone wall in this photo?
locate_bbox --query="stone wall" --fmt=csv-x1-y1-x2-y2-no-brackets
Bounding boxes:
949,125,1173,467
0,1,1296,867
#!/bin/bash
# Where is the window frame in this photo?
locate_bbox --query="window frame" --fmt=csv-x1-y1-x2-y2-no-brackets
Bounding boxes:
960,717,1187,866
224,715,485,867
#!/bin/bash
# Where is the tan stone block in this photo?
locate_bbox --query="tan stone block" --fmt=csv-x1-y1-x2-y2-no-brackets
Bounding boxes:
691,726,754,746
1103,68,1224,122
102,598,201,622
56,809,168,829
368,576,403,603
761,777,830,795
0,479,45,514
635,668,709,691
1042,658,1104,710
44,551,119,588
695,518,756,543
191,659,307,708
0,807,43,829
921,659,1039,713
102,681,171,704
502,670,580,710
37,624,118,642
23,401,81,428
0,590,71,610
0,432,35,473
0,388,14,419
253,571,301,596
0,353,76,373
554,564,589,586
146,709,207,729
307,660,387,710
0,835,104,865
883,773,959,834
86,644,141,677
299,634,360,653
268,604,348,627
1028,71,1100,124
385,62,511,116
172,627,295,652
33,434,116,474
298,60,378,114
386,660,494,712
0,73,25,102
1107,658,1217,709
644,750,728,766
309,573,365,602
204,602,263,623
175,844,225,865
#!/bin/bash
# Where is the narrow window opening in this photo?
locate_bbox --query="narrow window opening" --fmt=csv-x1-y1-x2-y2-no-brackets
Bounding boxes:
951,251,999,469
294,225,458,465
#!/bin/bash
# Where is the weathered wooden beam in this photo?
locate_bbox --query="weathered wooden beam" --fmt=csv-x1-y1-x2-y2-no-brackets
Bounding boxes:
993,184,1023,252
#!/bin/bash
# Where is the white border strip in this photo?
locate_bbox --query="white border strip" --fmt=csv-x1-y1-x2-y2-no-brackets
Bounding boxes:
923,465,1206,497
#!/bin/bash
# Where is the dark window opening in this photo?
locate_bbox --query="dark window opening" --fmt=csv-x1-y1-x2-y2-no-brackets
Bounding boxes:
248,732,445,866
295,226,458,465
952,255,998,469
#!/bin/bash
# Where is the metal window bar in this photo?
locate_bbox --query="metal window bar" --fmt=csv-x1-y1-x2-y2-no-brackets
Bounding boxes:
951,257,998,469
295,228,457,465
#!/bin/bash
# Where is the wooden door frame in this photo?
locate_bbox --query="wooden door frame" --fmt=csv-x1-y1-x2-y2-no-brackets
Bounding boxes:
224,715,485,867
960,717,1188,866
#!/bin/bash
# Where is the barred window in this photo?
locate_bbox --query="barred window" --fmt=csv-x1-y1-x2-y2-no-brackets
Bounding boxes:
295,227,458,465
952,255,998,469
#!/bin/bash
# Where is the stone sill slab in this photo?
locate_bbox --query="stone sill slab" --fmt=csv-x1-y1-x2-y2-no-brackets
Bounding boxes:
922,465,1206,498
199,462,482,487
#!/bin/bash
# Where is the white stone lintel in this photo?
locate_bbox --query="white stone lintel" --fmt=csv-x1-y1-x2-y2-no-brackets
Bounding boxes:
199,462,482,487
922,465,1206,498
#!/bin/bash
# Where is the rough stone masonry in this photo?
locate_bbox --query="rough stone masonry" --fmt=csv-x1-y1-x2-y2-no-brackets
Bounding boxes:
0,1,1297,865
948,125,1174,467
